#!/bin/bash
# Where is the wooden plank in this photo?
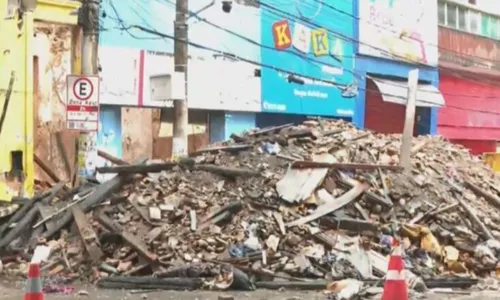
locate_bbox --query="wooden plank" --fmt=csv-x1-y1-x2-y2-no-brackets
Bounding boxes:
291,161,403,172
71,205,103,264
400,69,419,172
36,203,57,231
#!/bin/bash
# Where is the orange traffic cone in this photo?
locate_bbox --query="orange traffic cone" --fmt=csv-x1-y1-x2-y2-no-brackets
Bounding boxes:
381,244,408,300
24,263,44,300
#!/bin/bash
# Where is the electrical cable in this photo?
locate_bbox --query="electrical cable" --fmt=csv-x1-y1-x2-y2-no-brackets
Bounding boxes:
309,0,500,68
103,0,500,89
292,0,500,88
105,0,500,116
143,0,500,92
147,0,500,111
107,16,500,116
256,0,500,87
0,72,15,137
153,0,500,101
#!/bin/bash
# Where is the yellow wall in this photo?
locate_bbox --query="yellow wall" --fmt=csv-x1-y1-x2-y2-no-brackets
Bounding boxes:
0,1,34,200
0,0,80,201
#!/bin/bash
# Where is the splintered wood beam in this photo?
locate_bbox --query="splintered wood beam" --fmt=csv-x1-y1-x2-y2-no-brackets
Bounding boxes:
96,163,178,174
71,205,103,264
97,150,128,166
291,161,403,172
96,210,158,264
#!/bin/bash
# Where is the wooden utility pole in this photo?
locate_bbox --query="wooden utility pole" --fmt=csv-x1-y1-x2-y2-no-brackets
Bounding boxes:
78,0,99,180
400,69,419,172
172,0,189,159
80,0,99,75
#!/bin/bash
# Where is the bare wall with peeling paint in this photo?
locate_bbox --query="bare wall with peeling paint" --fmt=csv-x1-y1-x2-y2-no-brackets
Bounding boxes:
34,23,79,182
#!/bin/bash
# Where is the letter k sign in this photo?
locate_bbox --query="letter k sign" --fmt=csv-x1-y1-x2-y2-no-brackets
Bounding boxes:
272,20,292,50
312,29,329,56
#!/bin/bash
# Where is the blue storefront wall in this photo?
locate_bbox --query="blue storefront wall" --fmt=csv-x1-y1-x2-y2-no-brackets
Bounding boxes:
95,105,122,181
260,0,356,117
210,111,257,143
354,56,439,135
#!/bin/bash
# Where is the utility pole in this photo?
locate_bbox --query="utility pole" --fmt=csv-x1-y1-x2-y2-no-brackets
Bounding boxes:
400,69,419,173
172,0,189,159
77,0,100,179
81,0,99,76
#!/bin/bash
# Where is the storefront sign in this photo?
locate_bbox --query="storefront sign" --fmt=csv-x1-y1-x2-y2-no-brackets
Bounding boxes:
99,0,261,111
99,48,261,111
260,0,356,117
358,0,438,66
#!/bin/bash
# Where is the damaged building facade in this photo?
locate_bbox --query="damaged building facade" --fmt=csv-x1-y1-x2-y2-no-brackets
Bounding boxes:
354,0,442,136
0,0,81,200
437,0,500,154
97,0,356,157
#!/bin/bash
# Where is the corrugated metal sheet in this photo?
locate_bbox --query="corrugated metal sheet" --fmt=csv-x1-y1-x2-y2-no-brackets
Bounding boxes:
364,80,407,135
438,26,500,70
369,77,445,107
438,74,500,141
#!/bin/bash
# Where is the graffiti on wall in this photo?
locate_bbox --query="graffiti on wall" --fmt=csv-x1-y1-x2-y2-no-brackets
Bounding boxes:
358,0,438,66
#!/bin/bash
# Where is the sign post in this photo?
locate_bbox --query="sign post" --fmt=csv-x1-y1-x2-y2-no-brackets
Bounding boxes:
66,75,100,179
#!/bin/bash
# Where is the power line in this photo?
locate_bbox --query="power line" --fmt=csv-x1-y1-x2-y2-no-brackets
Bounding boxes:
107,0,500,117
308,0,500,68
256,0,500,88
103,0,500,90
149,0,500,102
131,0,500,86
105,5,500,117
293,0,500,88
107,2,348,89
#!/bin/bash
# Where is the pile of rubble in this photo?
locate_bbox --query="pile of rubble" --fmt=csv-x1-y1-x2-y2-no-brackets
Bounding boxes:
1,119,499,296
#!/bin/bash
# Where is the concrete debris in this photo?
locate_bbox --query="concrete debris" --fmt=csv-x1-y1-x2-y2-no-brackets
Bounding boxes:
2,119,500,294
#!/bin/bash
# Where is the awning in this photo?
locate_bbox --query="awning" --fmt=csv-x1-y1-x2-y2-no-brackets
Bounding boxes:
369,76,445,107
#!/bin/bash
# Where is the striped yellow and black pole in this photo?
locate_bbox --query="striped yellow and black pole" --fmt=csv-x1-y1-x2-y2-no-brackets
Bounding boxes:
24,263,44,300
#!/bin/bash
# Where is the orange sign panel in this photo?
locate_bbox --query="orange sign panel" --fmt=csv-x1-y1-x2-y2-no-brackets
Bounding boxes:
272,20,292,50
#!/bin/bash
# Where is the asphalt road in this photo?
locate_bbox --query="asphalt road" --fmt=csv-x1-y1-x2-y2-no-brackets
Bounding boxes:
1,282,498,300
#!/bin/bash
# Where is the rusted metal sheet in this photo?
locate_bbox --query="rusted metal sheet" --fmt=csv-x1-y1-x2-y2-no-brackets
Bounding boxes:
153,134,210,159
34,23,79,183
120,106,209,161
152,109,209,159
438,26,500,70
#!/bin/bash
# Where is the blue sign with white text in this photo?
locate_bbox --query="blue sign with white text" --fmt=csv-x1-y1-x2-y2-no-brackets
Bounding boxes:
260,0,355,116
